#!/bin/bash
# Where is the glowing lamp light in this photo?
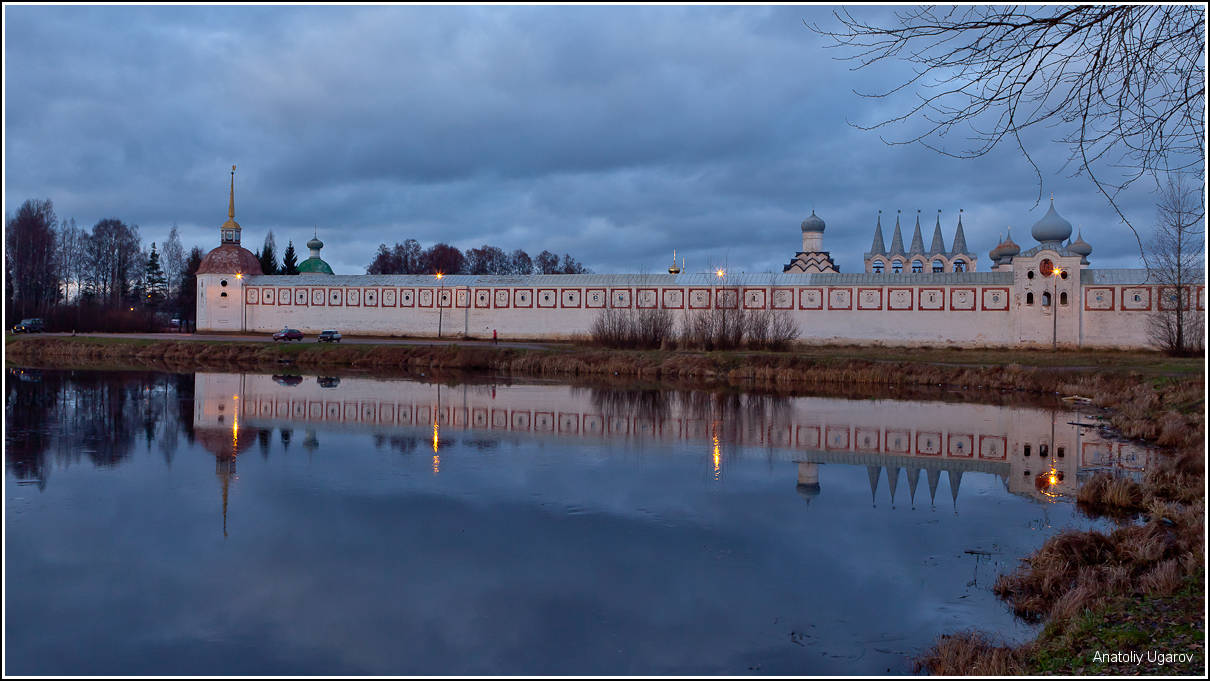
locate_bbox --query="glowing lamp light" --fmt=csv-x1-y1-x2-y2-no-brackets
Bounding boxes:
235,273,243,279
715,269,725,278
435,272,444,280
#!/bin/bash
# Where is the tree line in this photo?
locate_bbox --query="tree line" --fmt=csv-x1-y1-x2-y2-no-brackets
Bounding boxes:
365,240,589,275
5,198,207,331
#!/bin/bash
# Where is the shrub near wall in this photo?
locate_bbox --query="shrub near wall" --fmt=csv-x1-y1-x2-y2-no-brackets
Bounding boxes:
590,306,799,351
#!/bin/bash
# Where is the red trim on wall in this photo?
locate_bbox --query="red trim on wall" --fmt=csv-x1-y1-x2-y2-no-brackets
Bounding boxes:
715,287,739,309
560,288,583,308
795,425,821,449
636,287,658,309
362,287,378,307
245,287,259,305
610,288,632,308
310,287,326,306
417,288,434,308
454,288,471,309
1119,286,1152,311
398,288,415,308
980,287,1010,311
493,288,510,309
345,288,361,307
855,427,881,452
1083,286,1115,312
949,287,977,312
584,288,605,308
262,287,277,306
661,288,685,309
799,287,824,310
688,287,712,309
946,433,975,458
917,287,945,311
537,288,558,308
513,288,534,308
915,431,943,456
856,287,882,311
825,426,850,450
436,288,453,308
884,430,911,454
279,287,292,306
826,287,852,310
474,288,491,309
886,287,914,310
771,287,794,310
742,287,767,310
979,435,1008,460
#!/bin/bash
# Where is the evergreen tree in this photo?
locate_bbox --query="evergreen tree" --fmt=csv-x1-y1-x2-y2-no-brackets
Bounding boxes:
258,231,279,274
143,242,169,308
281,241,300,275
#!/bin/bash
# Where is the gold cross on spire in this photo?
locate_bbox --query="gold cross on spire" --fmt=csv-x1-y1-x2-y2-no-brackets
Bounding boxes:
229,165,236,219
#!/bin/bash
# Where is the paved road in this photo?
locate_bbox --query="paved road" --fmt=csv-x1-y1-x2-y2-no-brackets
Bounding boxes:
37,332,557,351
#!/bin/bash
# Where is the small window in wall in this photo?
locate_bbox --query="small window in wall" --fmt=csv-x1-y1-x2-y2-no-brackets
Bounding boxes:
892,260,903,274
1057,447,1065,458
953,260,966,272
1134,294,1141,302
912,260,924,273
220,292,228,298
872,261,884,274
932,260,944,273
1024,444,1031,457
1060,292,1068,305
1060,270,1069,280
220,279,228,287
1026,292,1034,305
1027,270,1035,279
1039,444,1049,457
1042,292,1052,307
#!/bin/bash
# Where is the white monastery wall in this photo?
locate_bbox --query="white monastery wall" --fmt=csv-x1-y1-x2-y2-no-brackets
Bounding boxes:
199,271,1199,349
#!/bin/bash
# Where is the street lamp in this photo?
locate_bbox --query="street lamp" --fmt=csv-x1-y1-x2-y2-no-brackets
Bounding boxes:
435,272,445,339
1051,267,1063,349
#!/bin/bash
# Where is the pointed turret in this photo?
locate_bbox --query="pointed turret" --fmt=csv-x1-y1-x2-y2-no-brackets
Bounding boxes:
928,210,946,255
888,211,906,256
866,211,887,257
887,466,900,508
951,209,970,255
908,211,926,255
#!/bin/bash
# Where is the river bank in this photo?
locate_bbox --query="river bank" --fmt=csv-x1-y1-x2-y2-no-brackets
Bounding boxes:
5,334,1205,674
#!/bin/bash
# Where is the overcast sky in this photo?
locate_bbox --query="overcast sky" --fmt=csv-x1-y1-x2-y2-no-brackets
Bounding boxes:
4,4,1169,275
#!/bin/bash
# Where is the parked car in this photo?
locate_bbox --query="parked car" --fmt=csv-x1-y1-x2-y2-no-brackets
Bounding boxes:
317,376,341,389
12,318,45,333
317,329,342,343
272,328,304,342
272,374,304,387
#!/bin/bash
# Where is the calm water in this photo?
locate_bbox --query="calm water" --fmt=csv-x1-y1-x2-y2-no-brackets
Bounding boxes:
4,368,1152,675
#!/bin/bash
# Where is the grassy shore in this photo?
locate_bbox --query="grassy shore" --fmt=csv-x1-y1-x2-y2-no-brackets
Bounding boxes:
5,333,1205,674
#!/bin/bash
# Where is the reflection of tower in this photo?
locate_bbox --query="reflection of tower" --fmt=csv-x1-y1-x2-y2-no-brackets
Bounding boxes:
867,466,882,508
949,470,964,515
907,467,920,509
303,429,319,456
192,372,259,538
795,462,820,507
217,454,236,538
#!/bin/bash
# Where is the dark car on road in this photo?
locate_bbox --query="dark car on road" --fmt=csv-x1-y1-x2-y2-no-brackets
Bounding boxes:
273,328,304,342
272,374,304,387
12,318,44,333
318,329,342,343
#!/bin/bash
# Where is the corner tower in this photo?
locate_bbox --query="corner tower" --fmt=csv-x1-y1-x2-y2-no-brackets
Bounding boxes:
196,165,263,332
783,209,838,273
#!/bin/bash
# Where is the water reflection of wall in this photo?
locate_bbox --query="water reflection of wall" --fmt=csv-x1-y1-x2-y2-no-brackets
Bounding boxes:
194,372,1154,505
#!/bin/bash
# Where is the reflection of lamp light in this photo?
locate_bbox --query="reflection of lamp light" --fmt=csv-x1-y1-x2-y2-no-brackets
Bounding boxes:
436,273,445,339
711,422,721,481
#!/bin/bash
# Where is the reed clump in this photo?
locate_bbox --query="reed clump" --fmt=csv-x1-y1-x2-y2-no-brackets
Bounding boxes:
912,632,1024,676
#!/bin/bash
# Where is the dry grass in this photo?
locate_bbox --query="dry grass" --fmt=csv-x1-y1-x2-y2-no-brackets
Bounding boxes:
913,632,1025,675
1076,472,1145,513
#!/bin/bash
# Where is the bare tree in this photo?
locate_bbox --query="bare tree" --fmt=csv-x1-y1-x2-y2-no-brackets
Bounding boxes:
1146,175,1204,356
5,198,60,318
809,6,1206,248
161,223,185,300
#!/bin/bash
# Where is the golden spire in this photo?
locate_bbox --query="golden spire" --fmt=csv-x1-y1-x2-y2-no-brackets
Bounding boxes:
229,165,236,219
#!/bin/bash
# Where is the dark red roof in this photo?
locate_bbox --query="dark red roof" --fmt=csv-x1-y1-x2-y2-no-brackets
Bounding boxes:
196,243,264,275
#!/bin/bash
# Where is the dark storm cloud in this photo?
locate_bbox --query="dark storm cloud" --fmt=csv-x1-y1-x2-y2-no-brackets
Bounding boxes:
5,5,1156,275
